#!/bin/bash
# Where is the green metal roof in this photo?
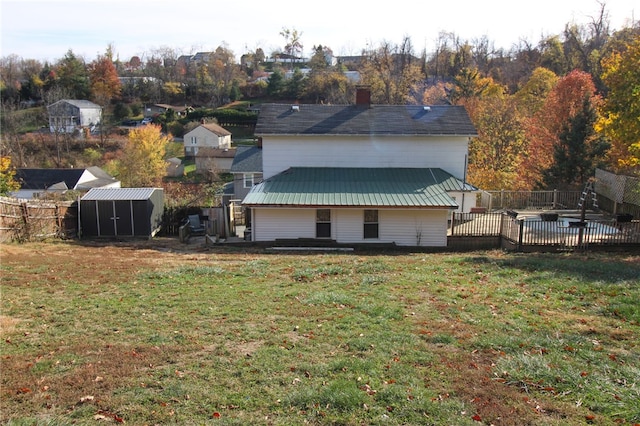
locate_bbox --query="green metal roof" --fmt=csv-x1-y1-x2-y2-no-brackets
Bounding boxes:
243,168,474,208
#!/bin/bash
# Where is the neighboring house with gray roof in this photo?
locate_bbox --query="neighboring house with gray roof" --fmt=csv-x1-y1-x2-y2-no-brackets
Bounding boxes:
243,87,479,247
229,145,263,202
47,100,102,134
12,167,120,199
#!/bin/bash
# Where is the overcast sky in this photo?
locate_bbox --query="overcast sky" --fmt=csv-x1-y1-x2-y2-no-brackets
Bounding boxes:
1,0,637,63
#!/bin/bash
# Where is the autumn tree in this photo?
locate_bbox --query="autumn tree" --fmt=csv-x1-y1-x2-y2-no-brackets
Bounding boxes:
466,94,527,190
117,124,170,187
520,70,601,188
514,67,558,116
304,68,351,104
360,37,425,104
308,45,331,70
88,46,122,105
0,156,20,195
598,35,640,175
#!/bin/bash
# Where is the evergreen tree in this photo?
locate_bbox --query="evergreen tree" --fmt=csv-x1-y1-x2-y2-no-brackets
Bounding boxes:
266,70,285,98
543,96,609,189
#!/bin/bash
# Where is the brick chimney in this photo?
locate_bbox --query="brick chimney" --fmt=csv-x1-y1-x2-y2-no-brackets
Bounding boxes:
355,85,371,107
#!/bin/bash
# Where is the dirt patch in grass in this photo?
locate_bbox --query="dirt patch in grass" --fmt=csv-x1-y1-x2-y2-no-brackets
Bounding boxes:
1,342,176,421
425,346,595,426
0,316,20,335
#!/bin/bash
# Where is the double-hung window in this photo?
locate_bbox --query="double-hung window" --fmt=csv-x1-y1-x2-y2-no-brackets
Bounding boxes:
243,173,254,188
364,209,379,239
316,209,331,238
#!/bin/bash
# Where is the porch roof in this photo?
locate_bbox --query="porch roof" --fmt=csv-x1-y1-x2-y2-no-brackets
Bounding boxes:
243,167,474,208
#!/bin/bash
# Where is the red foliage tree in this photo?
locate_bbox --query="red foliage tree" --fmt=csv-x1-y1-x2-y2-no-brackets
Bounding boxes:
519,70,599,189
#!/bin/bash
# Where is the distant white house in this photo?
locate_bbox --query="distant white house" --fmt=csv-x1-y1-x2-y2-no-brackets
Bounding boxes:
47,100,102,134
183,121,232,157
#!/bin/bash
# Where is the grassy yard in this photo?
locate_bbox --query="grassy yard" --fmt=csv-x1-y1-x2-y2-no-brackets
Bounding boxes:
1,241,638,425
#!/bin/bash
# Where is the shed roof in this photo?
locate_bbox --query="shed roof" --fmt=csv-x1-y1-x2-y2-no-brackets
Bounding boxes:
230,145,263,173
81,188,163,201
243,167,473,208
255,104,477,136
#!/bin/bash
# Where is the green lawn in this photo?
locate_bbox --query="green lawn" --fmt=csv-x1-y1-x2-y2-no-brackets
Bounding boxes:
1,243,638,425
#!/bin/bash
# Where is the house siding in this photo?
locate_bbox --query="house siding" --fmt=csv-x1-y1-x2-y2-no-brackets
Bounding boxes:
379,210,448,246
183,126,231,155
48,100,101,133
262,136,469,180
253,208,315,241
233,172,263,201
252,207,448,246
447,191,478,213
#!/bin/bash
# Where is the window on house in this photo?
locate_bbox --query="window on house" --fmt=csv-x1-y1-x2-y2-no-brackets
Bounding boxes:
364,209,379,239
243,173,254,188
316,209,331,238
191,136,197,145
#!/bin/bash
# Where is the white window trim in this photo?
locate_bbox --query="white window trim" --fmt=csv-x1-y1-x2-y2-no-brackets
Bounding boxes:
243,173,254,188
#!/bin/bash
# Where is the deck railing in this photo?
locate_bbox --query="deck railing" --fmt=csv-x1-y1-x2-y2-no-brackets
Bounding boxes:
479,190,594,211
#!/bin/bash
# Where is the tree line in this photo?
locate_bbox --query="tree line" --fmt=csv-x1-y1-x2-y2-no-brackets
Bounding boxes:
1,4,639,193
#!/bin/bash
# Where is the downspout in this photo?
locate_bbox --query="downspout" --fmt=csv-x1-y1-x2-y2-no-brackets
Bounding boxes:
461,152,468,213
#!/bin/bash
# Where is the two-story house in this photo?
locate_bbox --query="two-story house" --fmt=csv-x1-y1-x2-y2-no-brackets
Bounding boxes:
184,121,232,156
242,88,479,247
47,100,102,134
183,121,235,173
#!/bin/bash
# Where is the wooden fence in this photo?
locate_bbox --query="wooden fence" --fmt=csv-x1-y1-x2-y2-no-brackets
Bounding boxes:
449,212,640,251
0,196,77,243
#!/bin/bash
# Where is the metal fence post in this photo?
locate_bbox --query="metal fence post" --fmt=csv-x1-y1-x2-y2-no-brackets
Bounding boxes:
517,219,524,252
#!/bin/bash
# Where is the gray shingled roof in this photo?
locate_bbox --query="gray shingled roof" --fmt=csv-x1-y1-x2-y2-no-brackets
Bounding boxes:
255,104,477,136
243,167,471,208
48,99,101,109
16,168,85,190
230,146,263,173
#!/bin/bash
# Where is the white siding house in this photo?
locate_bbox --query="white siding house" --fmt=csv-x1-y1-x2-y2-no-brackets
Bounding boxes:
47,100,102,134
183,122,232,157
244,88,479,247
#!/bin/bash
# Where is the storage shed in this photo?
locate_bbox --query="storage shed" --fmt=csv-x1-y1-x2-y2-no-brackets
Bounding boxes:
80,188,164,238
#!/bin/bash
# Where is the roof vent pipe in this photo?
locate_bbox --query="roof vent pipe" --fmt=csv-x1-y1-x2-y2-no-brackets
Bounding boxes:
291,105,300,111
423,106,431,112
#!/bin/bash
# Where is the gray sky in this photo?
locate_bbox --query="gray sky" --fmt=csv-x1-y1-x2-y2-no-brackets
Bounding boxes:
1,0,636,63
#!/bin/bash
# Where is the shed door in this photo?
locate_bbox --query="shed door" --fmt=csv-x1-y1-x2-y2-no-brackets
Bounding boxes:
97,201,116,236
114,200,133,236
97,200,133,236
